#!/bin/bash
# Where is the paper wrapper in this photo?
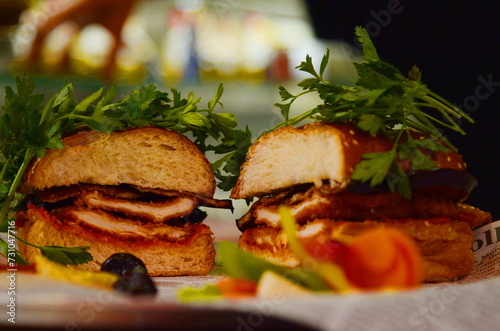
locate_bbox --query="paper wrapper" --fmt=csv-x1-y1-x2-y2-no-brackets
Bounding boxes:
1,220,500,330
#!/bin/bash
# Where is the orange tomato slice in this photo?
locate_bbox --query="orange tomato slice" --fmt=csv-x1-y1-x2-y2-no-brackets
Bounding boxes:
216,277,258,298
345,227,423,289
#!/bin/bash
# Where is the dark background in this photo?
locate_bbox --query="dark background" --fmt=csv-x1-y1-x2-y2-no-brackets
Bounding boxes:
305,1,499,219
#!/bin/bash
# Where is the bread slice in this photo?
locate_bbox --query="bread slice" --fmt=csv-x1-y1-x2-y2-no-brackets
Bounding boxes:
239,219,474,282
25,127,216,197
230,122,466,199
18,206,215,276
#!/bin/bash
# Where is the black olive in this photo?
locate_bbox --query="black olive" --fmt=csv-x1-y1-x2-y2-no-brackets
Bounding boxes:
101,253,158,296
100,253,148,277
113,270,158,296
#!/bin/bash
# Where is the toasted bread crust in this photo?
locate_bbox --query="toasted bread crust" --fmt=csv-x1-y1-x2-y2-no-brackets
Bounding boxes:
231,122,466,199
25,127,216,197
19,205,215,276
239,219,474,282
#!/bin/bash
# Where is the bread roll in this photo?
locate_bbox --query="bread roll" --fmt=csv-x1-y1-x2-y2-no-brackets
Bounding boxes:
25,126,215,197
231,122,465,199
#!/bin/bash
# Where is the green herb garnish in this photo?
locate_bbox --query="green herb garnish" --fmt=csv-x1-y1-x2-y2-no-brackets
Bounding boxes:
14,235,93,266
217,241,329,291
211,126,253,191
178,240,330,303
270,26,473,198
0,74,243,265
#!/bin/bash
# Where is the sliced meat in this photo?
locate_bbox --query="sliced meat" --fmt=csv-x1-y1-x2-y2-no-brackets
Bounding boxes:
137,187,233,210
237,186,492,231
76,191,198,223
37,184,233,211
57,207,192,242
38,184,143,203
196,195,234,210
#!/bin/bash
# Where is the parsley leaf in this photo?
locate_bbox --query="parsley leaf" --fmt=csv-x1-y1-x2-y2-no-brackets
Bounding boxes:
356,26,380,61
40,246,93,266
269,27,473,198
0,236,28,265
213,126,253,191
352,150,396,187
357,114,384,135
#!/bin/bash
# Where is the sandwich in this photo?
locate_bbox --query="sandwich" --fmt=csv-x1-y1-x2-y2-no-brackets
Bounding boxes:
17,126,233,276
230,121,492,282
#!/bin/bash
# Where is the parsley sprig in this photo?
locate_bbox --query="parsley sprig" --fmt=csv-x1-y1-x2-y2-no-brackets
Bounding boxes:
0,74,245,264
14,235,93,266
272,27,473,198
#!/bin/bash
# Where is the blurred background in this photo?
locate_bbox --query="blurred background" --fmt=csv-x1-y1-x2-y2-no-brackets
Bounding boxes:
0,1,498,236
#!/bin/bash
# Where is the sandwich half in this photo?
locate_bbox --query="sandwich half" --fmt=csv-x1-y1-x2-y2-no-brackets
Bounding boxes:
17,126,232,276
230,121,492,282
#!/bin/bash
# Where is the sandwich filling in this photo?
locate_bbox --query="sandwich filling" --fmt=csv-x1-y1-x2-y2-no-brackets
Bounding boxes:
19,183,233,242
235,171,492,282
237,178,492,232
